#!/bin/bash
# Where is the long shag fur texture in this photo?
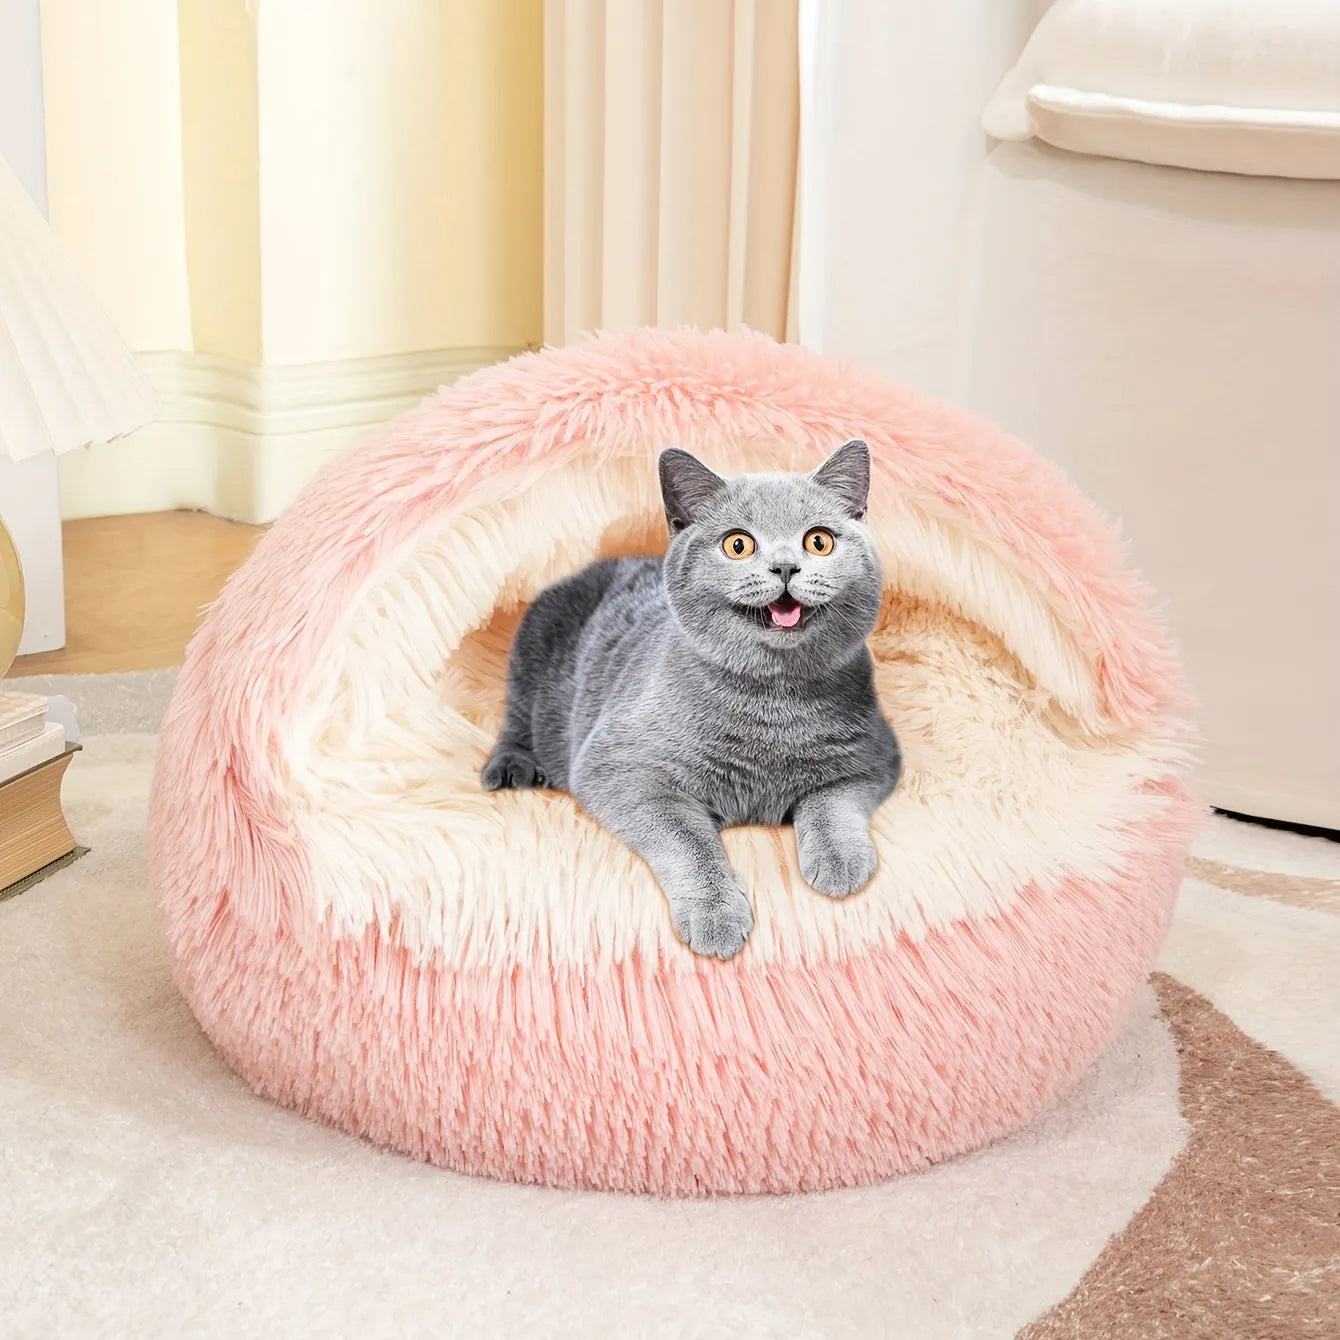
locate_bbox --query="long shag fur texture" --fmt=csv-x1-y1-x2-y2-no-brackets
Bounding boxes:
150,327,1200,1195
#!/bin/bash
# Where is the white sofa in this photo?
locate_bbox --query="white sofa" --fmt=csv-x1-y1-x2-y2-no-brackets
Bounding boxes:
955,0,1340,828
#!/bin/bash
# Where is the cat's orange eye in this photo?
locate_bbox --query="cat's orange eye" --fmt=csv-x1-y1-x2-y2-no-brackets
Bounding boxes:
722,531,756,559
804,528,835,556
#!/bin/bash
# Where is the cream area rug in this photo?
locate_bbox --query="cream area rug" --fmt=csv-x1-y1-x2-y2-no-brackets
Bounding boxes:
2,672,1336,1339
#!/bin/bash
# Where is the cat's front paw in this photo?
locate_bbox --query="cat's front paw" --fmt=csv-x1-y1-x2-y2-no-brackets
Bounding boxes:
481,746,547,791
672,885,755,960
798,831,878,899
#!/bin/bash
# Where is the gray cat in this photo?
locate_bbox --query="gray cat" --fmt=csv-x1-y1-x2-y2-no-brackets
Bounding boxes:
481,440,901,959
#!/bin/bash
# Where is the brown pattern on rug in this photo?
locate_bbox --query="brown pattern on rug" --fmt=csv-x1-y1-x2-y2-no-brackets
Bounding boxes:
1019,974,1340,1340
1185,857,1340,915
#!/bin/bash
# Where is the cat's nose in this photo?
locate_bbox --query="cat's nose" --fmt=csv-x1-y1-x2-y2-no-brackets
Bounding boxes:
770,561,799,587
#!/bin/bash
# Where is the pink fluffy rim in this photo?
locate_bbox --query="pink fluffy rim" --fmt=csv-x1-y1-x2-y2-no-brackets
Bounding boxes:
167,783,1199,1196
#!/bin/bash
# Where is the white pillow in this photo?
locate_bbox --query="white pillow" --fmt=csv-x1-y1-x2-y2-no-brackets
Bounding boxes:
983,0,1340,179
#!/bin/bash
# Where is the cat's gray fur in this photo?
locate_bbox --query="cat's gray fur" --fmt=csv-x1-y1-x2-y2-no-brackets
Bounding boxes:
482,440,901,959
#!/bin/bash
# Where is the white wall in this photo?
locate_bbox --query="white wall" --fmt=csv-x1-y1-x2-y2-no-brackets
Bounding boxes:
0,0,65,655
42,0,543,522
798,0,1046,400
0,0,46,216
255,0,542,364
41,0,193,353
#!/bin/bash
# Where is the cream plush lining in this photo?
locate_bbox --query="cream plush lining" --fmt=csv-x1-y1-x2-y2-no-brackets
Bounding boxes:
283,458,1181,969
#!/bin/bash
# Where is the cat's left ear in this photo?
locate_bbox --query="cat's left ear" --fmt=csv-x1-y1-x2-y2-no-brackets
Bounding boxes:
659,448,726,533
812,439,870,519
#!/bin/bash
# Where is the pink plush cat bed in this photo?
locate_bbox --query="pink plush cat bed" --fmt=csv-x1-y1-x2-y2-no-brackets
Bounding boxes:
150,328,1198,1195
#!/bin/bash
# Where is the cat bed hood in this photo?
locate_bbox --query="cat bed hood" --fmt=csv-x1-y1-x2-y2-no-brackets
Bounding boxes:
151,328,1198,1195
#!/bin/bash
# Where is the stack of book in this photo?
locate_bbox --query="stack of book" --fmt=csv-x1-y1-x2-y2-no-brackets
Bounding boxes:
0,690,81,896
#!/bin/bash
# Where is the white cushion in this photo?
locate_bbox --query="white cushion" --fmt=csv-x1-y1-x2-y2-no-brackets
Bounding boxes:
983,0,1340,180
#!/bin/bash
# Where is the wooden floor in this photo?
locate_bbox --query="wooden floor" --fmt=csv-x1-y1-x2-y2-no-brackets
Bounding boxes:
7,512,264,677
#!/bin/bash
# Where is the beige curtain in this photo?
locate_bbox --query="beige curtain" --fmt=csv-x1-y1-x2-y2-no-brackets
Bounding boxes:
544,0,800,346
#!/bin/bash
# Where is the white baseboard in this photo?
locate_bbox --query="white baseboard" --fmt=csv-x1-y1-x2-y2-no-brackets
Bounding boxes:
58,345,523,524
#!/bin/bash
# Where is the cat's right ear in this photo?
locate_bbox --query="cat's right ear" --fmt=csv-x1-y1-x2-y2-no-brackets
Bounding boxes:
659,448,726,533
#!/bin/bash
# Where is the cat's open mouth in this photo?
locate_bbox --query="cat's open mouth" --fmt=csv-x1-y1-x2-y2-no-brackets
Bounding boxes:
766,594,808,630
733,593,813,632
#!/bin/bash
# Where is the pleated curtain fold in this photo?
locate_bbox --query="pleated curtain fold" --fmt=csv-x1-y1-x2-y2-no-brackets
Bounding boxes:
544,0,800,346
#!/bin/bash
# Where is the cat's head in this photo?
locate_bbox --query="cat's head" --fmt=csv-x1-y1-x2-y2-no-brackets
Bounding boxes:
659,440,883,676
